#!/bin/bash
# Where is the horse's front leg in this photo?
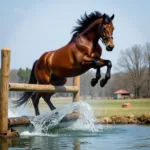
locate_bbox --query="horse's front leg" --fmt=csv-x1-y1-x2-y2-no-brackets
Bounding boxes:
91,67,101,87
81,56,112,87
81,56,102,86
99,59,112,87
88,58,112,87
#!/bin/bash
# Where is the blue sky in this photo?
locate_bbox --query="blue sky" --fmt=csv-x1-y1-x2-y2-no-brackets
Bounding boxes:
0,0,150,73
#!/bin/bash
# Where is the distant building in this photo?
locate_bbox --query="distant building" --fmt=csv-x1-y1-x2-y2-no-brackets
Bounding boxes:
113,89,130,99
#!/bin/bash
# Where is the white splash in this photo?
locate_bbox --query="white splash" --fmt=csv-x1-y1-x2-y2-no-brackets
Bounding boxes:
31,101,97,134
8,101,32,117
8,101,99,136
20,131,58,137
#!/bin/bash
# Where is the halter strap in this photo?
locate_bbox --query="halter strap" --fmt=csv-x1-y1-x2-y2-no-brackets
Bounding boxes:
99,22,113,45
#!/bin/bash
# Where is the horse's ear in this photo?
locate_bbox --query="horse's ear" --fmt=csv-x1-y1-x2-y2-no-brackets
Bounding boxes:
110,14,115,20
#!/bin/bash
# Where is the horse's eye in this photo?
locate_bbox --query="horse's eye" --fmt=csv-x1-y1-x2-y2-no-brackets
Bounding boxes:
103,28,106,31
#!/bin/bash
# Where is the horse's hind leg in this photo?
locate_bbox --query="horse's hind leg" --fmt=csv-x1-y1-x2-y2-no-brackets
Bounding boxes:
41,74,67,112
34,55,66,112
42,93,56,111
43,73,67,111
34,57,54,113
31,92,41,116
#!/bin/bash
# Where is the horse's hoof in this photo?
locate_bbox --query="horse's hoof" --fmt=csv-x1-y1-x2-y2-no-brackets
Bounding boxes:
91,78,98,87
55,112,59,115
51,107,56,111
100,79,107,87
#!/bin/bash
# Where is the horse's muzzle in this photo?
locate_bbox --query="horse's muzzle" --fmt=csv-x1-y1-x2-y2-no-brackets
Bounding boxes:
106,45,114,51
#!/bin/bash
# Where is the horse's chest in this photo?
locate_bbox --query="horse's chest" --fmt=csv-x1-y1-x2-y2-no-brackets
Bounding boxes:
76,42,99,56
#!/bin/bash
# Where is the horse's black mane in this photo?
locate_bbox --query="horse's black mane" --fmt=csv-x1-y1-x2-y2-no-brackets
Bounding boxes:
71,11,104,41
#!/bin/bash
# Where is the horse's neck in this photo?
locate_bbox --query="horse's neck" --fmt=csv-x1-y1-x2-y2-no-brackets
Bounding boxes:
82,19,102,43
74,34,102,57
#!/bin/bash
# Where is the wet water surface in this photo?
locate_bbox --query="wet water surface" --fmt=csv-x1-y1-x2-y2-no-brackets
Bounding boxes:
1,102,150,150
2,125,149,150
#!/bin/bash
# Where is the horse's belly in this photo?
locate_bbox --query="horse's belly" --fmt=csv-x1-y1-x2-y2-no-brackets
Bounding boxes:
51,67,89,77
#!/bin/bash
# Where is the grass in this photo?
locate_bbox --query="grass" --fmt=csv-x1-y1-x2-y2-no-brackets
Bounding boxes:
34,98,150,118
85,99,150,117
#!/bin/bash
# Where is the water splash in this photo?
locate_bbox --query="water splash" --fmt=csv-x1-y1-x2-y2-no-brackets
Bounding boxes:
31,101,97,134
8,102,32,117
8,101,100,136
20,131,58,137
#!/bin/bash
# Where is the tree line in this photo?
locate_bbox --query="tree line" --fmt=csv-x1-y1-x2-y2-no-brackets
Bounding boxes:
0,43,150,99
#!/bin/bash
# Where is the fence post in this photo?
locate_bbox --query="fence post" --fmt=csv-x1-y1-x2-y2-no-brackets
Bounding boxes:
73,76,80,102
0,48,10,135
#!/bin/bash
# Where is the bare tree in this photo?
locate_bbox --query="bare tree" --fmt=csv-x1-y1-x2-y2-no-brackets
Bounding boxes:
80,70,96,99
116,44,147,98
144,43,150,97
80,73,89,99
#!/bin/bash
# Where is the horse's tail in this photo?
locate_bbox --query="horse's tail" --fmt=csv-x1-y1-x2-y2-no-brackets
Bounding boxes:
13,60,38,107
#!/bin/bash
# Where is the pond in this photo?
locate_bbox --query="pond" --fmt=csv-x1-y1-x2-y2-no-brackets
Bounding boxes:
0,125,149,150
1,101,150,150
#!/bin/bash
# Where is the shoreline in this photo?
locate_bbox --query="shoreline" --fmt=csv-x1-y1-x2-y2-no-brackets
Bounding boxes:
95,114,150,125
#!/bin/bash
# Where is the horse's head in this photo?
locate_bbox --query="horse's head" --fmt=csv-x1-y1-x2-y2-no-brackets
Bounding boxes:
100,14,115,51
71,11,115,51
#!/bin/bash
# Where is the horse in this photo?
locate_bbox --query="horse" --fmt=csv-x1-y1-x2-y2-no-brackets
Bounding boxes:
13,11,115,116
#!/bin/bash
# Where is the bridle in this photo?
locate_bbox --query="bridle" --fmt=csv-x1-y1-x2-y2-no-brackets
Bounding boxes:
99,22,113,45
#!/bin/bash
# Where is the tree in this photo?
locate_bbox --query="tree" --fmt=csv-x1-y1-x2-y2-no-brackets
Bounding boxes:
17,68,31,83
18,68,25,83
117,44,147,98
144,43,150,97
80,72,90,99
10,69,19,83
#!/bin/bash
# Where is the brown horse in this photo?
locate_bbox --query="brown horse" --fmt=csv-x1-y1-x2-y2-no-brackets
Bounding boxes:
13,11,115,115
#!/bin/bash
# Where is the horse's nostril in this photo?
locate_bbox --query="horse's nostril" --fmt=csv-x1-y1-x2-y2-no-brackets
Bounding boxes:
106,45,114,51
109,45,114,48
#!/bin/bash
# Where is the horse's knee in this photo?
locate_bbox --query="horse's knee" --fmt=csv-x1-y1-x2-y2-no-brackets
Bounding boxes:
33,102,39,107
105,73,111,80
32,97,40,107
107,60,112,68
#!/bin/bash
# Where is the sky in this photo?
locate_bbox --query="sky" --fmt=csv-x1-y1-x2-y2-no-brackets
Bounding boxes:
0,0,150,73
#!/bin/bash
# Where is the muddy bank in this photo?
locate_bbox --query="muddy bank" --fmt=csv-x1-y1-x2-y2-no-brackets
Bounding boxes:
96,114,150,125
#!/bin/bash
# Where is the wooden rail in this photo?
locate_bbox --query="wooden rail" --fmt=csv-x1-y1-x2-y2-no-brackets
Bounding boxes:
8,112,79,128
9,83,79,93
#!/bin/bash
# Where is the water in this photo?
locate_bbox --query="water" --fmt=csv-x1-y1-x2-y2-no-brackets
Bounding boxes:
5,125,150,150
29,101,97,133
1,102,150,150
